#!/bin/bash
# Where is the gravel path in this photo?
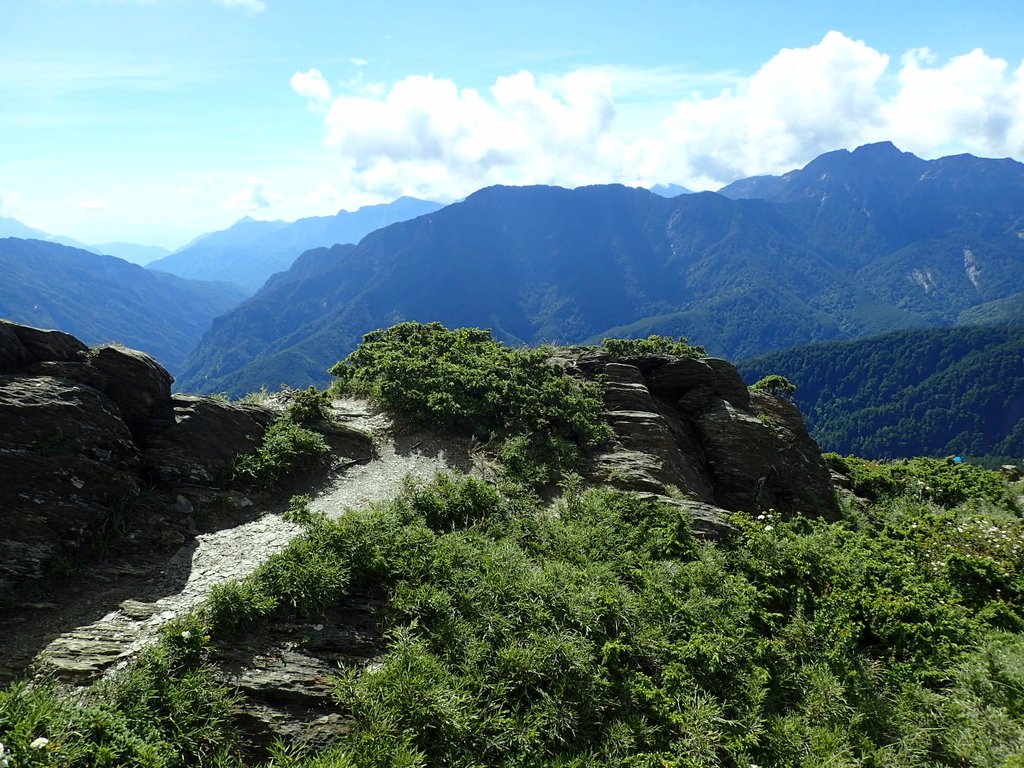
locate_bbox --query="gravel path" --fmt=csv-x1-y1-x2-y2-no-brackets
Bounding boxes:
28,399,472,681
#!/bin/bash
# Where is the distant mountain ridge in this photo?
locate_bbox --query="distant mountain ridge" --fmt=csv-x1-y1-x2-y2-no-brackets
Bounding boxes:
0,238,245,372
0,216,90,250
90,242,171,265
148,197,445,293
177,143,1024,396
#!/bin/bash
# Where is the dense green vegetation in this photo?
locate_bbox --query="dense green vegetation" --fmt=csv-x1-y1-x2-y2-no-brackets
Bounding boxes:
739,325,1024,460
6,323,1024,765
329,322,610,487
601,335,705,359
5,466,1023,767
228,388,332,488
825,454,1016,508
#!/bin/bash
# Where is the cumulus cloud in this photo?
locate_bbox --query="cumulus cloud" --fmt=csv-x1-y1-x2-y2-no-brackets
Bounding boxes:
214,0,266,12
296,32,1024,199
884,47,1024,157
290,68,332,111
316,69,617,197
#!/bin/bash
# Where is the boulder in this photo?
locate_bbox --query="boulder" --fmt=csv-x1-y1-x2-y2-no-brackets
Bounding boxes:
577,350,837,531
0,323,280,602
142,395,276,488
0,374,141,593
4,320,88,364
0,322,32,372
88,345,173,437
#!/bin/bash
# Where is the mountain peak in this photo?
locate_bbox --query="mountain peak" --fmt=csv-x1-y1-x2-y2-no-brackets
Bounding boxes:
851,140,901,156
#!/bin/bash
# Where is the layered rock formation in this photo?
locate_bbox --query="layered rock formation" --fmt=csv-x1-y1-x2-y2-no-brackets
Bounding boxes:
0,320,279,600
565,350,836,534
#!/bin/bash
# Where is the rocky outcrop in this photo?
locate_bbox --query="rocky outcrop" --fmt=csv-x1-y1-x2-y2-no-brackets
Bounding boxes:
0,320,278,601
144,395,276,489
567,351,836,535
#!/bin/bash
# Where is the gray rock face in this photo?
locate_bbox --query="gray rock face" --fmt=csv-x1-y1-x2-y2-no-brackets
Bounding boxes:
0,320,275,601
88,345,173,437
144,395,276,488
0,373,141,589
574,350,836,535
7,323,88,365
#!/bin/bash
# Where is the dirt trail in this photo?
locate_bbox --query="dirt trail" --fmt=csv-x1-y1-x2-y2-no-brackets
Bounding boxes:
11,399,472,682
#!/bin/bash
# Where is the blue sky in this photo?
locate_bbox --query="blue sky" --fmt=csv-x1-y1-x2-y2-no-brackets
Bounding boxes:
3,0,1023,248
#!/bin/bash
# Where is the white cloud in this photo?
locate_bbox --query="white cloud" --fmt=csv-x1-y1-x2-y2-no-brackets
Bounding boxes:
214,0,266,12
0,189,21,218
316,69,618,198
222,178,283,213
883,48,1024,158
350,57,367,67
290,68,332,111
298,32,1024,200
656,31,891,183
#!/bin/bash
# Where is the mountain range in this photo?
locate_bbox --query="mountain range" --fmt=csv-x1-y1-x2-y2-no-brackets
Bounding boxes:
148,197,444,293
177,142,1024,396
0,238,244,372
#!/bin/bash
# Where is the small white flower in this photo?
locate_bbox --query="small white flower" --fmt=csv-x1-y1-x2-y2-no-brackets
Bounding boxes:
30,736,49,749
764,525,774,532
181,630,192,640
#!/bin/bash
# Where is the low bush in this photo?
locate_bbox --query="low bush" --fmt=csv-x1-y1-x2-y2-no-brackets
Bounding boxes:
230,416,330,489
750,373,797,399
601,334,705,359
330,322,610,487
825,453,1014,507
5,468,1024,766
285,386,331,427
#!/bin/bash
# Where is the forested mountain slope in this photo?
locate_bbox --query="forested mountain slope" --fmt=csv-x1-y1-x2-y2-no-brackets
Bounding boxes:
0,238,245,372
739,325,1024,458
179,144,1024,395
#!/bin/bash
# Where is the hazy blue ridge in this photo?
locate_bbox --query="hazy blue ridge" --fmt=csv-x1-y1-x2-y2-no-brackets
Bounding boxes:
0,237,245,373
148,196,444,294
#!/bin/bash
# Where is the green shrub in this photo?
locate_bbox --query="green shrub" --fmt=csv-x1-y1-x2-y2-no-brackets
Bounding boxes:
0,633,242,766
329,322,610,486
824,453,1013,507
230,416,330,488
601,334,705,359
5,465,1024,766
285,386,331,426
282,493,325,527
750,373,797,399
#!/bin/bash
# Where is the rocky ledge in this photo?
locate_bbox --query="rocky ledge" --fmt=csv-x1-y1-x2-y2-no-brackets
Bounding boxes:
563,350,836,534
0,319,286,602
